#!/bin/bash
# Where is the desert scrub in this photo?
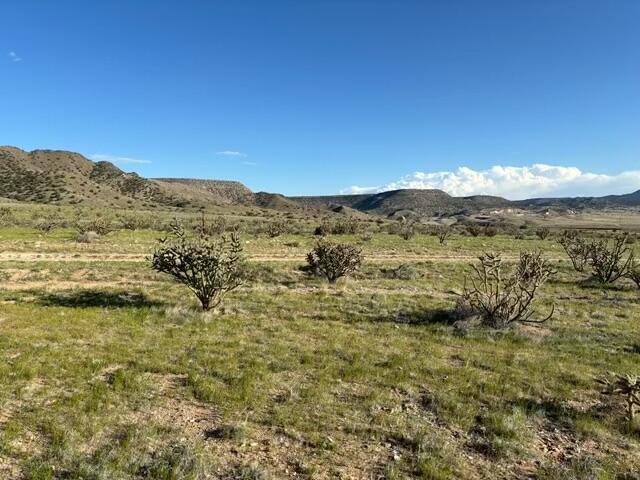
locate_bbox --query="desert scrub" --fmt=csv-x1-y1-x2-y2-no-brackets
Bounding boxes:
306,239,363,282
559,230,591,273
627,260,640,289
151,223,247,310
597,372,640,424
588,234,634,284
460,251,556,328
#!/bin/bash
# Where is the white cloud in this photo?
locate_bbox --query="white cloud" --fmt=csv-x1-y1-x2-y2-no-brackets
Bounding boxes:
89,153,152,165
242,160,257,166
8,51,22,62
341,164,640,200
216,150,247,157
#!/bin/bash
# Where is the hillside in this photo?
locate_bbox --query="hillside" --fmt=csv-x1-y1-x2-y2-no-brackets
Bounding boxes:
294,189,512,217
0,146,257,210
2,146,640,216
515,190,640,210
0,146,180,208
153,178,255,206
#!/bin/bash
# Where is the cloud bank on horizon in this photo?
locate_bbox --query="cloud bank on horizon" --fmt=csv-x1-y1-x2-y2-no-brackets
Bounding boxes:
89,153,152,165
342,164,640,200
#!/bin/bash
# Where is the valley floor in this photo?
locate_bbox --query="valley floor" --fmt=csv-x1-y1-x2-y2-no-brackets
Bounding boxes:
0,228,639,479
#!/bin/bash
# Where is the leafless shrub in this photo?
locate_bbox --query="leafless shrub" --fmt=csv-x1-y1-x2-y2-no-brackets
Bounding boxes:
193,213,228,237
597,372,640,424
535,227,551,240
588,234,634,284
559,230,591,273
306,240,363,282
460,251,555,328
35,218,57,236
626,261,640,289
433,225,452,245
151,224,246,310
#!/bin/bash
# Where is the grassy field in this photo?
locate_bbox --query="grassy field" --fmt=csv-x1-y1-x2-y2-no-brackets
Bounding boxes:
0,222,639,479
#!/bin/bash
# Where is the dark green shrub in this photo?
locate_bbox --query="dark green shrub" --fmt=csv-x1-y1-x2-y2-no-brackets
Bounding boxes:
151,224,246,310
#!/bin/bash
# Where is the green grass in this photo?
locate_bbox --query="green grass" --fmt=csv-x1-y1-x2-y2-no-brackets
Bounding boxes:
0,226,638,478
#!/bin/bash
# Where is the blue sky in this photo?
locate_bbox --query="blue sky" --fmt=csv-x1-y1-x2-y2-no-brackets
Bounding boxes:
2,1,639,198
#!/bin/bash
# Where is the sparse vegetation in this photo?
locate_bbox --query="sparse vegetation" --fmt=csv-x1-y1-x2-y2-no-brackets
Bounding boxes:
76,216,114,236
0,198,639,477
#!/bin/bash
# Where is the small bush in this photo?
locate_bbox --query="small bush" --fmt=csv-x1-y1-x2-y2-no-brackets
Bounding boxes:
397,221,416,240
266,219,288,238
535,227,551,240
360,231,374,242
597,372,640,424
460,251,555,328
118,214,153,230
313,219,359,236
589,234,634,284
313,223,330,236
0,207,15,227
627,261,640,289
483,226,498,237
559,230,591,273
35,218,57,235
467,224,482,237
76,231,100,243
193,213,228,237
151,224,246,310
76,217,113,236
432,225,452,245
306,240,363,282
381,263,422,280
331,218,359,235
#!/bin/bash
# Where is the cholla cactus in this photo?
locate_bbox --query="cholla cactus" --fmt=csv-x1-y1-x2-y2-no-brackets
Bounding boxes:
306,240,363,282
559,230,591,273
589,234,634,283
626,261,640,289
461,251,555,328
151,223,246,310
597,373,640,423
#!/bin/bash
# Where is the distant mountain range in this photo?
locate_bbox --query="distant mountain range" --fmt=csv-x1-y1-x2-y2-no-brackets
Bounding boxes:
1,146,639,216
